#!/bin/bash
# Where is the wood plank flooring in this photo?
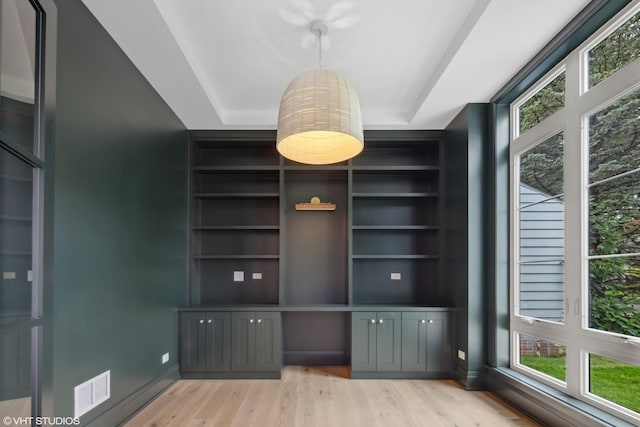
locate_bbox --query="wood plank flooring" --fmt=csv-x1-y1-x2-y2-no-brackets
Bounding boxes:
125,366,540,427
0,397,30,419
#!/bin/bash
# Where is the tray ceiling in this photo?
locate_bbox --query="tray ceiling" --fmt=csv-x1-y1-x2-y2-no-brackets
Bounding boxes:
81,0,590,130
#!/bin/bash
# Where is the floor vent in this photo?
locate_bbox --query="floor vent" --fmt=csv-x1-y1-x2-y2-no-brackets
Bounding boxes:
74,370,110,418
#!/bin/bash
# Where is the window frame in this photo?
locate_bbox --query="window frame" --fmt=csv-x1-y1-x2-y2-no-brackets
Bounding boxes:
509,1,640,423
0,0,52,420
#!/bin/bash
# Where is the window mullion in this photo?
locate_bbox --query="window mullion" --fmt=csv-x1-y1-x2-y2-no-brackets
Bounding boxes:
560,49,583,397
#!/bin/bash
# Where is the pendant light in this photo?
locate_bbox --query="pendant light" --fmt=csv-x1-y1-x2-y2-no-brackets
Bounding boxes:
276,20,364,165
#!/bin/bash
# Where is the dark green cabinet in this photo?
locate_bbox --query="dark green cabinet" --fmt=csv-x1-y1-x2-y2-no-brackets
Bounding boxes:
231,312,282,373
402,311,450,374
352,310,450,378
351,312,377,371
180,312,230,373
424,312,450,373
352,312,401,372
181,311,281,378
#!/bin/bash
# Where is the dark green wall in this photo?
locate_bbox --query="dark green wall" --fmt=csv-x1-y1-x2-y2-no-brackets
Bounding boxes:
52,1,187,423
444,103,488,390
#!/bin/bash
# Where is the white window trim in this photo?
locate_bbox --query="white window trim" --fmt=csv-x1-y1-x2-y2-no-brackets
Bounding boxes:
510,1,640,424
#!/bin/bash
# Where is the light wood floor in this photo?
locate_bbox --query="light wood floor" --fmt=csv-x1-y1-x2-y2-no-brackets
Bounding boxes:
125,366,540,427
0,397,30,419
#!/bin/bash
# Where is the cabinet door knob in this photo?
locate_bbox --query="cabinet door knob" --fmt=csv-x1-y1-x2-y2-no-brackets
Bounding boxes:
379,319,384,324
199,319,204,324
421,319,426,324
370,319,376,324
257,319,262,324
428,319,434,324
208,319,212,324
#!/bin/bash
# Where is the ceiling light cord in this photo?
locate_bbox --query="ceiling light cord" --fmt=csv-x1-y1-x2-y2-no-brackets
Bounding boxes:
317,28,323,69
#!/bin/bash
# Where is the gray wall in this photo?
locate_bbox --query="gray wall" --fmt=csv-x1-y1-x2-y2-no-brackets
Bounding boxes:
52,1,187,423
444,103,488,389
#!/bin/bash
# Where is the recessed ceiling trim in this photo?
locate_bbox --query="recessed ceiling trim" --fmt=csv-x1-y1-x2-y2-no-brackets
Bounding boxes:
407,0,492,123
153,0,228,124
81,0,224,128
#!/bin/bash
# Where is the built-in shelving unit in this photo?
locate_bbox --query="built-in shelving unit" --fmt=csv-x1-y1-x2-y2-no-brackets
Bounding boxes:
350,138,441,306
185,130,449,374
190,136,281,306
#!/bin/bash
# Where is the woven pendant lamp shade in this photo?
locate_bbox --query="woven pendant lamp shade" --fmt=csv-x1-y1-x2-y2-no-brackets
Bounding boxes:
276,69,364,165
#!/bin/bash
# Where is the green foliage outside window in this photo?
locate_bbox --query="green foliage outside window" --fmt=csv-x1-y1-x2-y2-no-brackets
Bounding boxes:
519,73,565,135
589,11,640,87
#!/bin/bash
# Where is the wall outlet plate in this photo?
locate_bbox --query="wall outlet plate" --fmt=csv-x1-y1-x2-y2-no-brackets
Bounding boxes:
233,271,244,282
458,350,466,360
162,353,169,364
390,272,401,280
3,272,16,280
252,272,262,280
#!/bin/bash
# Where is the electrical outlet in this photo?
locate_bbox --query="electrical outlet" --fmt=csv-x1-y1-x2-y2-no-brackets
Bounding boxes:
27,270,32,282
390,272,401,280
162,353,169,364
252,272,262,280
457,350,466,361
3,272,16,280
233,271,244,282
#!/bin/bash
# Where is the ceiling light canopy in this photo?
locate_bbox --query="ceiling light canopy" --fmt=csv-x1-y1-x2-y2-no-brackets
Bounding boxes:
276,20,363,165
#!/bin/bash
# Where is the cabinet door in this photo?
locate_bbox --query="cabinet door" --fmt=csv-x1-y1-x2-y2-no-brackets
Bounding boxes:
205,312,230,372
351,312,377,371
231,312,256,371
376,312,401,372
255,312,282,372
426,312,450,374
180,312,206,372
401,312,427,372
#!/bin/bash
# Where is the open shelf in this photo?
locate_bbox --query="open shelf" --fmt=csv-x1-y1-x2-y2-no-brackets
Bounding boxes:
194,198,279,227
192,166,280,172
352,255,438,259
352,258,439,305
352,192,437,198
351,165,439,171
351,139,439,167
352,225,438,230
192,139,279,167
193,255,279,260
353,198,437,227
197,258,279,305
194,192,279,198
193,225,279,230
284,165,348,171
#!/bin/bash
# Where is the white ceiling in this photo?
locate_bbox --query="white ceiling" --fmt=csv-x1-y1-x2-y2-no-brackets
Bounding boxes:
81,0,590,130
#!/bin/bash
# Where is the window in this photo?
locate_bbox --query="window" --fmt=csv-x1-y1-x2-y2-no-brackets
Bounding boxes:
510,1,640,423
517,71,565,135
517,132,565,324
588,88,640,338
587,10,640,88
